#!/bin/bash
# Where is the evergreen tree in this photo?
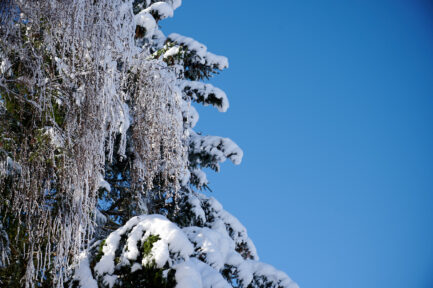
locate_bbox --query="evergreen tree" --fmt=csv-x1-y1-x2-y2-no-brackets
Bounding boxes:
0,1,298,287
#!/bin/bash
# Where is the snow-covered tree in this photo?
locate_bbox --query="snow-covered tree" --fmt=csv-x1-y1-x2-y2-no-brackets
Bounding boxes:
0,1,298,287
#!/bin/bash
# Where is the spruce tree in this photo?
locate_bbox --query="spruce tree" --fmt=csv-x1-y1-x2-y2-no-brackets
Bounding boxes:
0,1,298,287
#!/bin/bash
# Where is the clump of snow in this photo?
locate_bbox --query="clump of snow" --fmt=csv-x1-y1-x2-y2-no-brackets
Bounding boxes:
164,46,181,58
98,173,111,192
175,258,231,288
135,11,157,37
168,33,229,70
190,167,208,188
73,252,98,288
186,193,206,223
183,226,236,270
181,80,229,112
200,196,258,260
144,2,174,20
169,0,182,10
238,260,299,288
190,133,244,167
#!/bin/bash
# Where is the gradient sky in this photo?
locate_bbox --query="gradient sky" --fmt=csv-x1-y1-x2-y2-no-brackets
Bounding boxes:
163,1,433,288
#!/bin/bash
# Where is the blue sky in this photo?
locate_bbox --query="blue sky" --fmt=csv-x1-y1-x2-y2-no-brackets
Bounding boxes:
163,1,433,287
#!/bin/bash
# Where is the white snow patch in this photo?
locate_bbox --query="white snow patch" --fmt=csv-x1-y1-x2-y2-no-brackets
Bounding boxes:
190,167,208,188
168,33,229,70
73,252,98,288
181,81,229,112
190,133,243,165
183,226,236,270
98,174,111,192
164,46,181,58
135,11,157,37
144,2,174,20
175,258,230,288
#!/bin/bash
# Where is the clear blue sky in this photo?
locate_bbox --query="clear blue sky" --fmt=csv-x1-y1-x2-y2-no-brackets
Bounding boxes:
163,1,433,288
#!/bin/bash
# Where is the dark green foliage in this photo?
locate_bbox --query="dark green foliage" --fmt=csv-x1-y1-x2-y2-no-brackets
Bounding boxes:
142,234,161,258
94,240,106,264
112,264,176,288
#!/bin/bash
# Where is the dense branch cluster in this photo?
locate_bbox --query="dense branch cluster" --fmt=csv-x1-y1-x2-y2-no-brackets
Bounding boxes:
0,1,298,287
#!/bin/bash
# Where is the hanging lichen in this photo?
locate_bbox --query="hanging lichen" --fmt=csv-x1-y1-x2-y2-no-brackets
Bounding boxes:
129,60,186,212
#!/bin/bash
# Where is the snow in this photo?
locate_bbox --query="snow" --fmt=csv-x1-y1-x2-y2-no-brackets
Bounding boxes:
181,80,229,112
131,263,142,272
78,203,296,287
73,252,98,288
99,174,111,192
146,238,170,267
190,133,244,166
175,259,231,288
183,226,236,270
186,193,206,223
102,275,118,288
174,260,203,288
190,167,208,187
238,261,299,288
122,215,192,267
205,196,258,259
136,215,194,260
168,33,229,70
94,215,194,286
94,216,143,277
144,2,174,20
135,11,157,37
164,46,181,58
170,0,182,10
